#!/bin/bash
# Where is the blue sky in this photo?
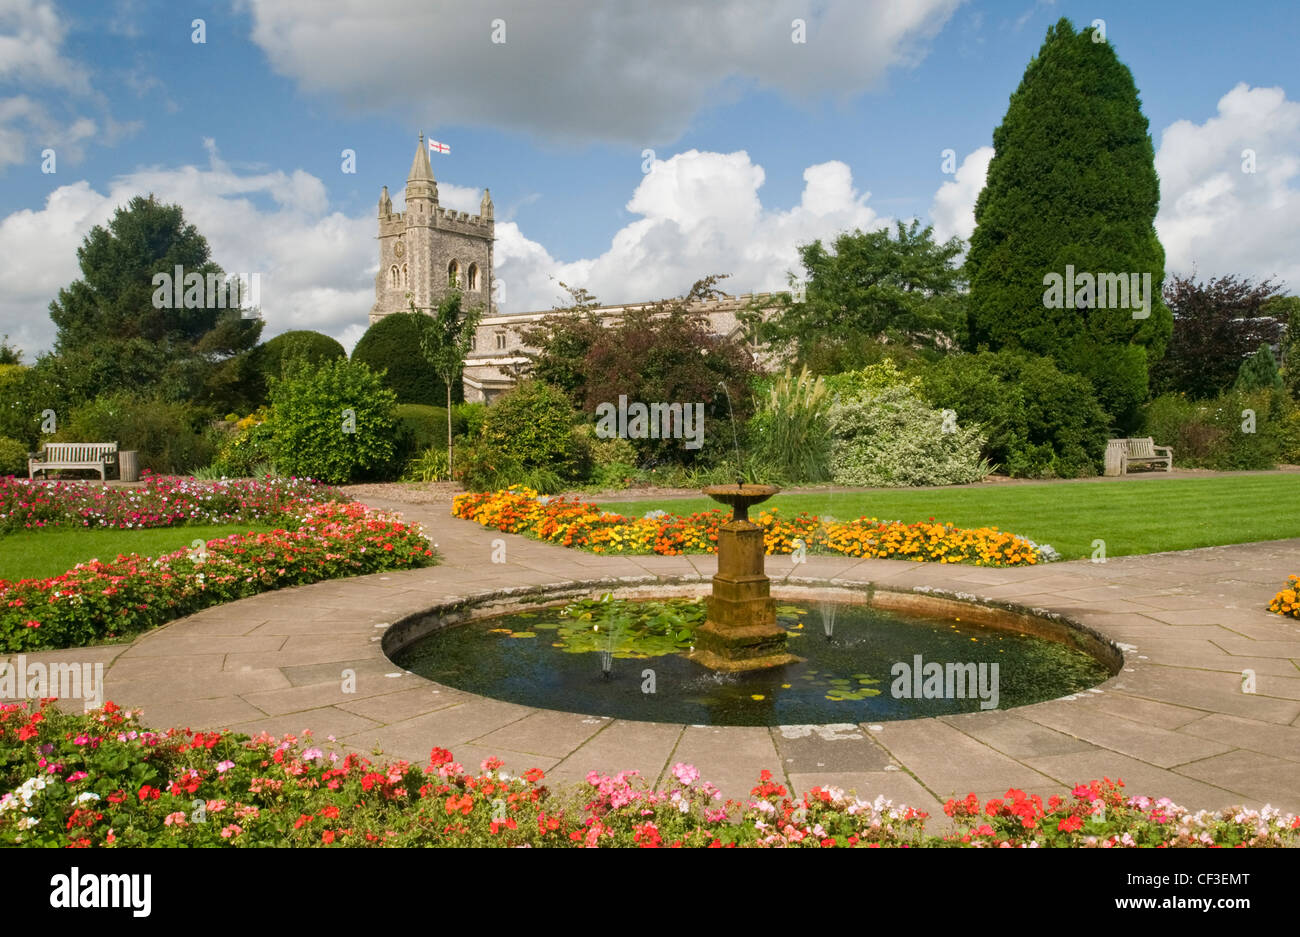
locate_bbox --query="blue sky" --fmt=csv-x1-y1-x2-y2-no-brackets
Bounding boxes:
1,0,1297,356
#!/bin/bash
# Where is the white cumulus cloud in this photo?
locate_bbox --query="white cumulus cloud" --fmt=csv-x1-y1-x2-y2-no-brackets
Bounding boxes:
930,146,993,244
239,0,962,144
1155,83,1300,291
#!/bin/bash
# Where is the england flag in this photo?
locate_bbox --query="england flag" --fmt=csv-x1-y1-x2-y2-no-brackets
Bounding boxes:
429,138,450,155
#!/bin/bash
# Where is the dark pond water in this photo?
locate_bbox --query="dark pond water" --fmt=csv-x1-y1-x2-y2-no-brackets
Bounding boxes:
392,598,1113,727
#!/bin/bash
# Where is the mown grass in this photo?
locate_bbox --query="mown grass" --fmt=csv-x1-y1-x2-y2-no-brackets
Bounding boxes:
0,523,279,582
598,474,1300,560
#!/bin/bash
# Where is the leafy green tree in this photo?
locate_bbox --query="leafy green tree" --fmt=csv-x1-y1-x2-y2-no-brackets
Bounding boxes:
518,275,760,466
1235,344,1285,393
416,289,484,476
751,221,966,364
1266,295,1300,397
965,17,1171,430
512,282,605,398
351,312,453,406
0,336,20,365
47,194,262,411
269,358,397,484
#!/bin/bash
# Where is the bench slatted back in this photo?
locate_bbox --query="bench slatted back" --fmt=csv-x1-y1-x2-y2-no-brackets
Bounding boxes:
1126,437,1156,458
39,442,117,463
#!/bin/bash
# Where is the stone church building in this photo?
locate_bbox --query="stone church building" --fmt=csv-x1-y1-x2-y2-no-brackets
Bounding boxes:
370,136,774,402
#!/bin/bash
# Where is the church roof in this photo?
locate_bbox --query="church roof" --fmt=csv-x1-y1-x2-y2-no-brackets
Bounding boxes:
408,133,436,184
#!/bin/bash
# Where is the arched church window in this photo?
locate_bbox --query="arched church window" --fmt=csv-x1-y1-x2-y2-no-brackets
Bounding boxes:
448,260,460,288
401,264,408,288
467,263,479,291
389,265,399,288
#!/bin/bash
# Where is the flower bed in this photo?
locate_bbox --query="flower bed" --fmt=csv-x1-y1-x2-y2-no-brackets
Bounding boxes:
1,701,1294,848
0,474,345,534
0,501,435,651
452,487,1056,566
1268,575,1299,618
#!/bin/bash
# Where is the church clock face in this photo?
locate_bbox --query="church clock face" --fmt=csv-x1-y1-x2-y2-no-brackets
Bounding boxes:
394,240,404,259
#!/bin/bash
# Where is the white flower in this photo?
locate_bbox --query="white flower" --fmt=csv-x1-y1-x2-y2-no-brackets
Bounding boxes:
73,791,101,804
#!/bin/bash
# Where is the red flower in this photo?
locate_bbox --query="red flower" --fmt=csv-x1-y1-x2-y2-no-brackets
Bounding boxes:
322,830,335,844
428,747,454,767
137,785,160,801
1057,815,1084,833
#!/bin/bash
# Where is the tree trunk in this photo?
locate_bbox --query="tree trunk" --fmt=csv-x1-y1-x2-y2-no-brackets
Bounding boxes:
446,380,453,480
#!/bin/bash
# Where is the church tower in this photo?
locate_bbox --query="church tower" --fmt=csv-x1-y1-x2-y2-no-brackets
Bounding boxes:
370,134,494,324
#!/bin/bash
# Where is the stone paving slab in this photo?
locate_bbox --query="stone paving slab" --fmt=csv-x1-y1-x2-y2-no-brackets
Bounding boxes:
83,496,1300,815
548,719,683,789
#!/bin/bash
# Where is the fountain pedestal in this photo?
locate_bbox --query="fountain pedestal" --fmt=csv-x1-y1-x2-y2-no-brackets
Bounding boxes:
689,485,802,672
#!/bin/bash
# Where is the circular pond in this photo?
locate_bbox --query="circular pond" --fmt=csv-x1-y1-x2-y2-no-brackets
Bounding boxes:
390,588,1118,727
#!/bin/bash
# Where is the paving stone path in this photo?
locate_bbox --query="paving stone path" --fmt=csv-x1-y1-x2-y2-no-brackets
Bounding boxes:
19,497,1300,817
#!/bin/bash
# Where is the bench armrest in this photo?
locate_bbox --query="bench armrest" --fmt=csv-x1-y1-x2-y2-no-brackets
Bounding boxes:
1153,445,1173,456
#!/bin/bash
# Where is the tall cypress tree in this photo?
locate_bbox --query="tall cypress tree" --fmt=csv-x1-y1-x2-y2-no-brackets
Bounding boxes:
966,17,1171,430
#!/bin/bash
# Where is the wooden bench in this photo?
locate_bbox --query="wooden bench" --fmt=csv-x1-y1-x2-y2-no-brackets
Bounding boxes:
1104,437,1173,476
28,442,118,481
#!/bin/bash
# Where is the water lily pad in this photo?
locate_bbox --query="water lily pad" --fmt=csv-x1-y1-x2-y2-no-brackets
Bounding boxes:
508,632,536,638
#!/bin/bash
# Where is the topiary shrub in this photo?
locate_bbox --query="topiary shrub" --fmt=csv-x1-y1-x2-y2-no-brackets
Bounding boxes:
352,312,460,406
828,386,990,487
390,403,470,480
54,392,214,474
255,330,346,393
269,358,398,483
920,350,1110,478
0,436,28,476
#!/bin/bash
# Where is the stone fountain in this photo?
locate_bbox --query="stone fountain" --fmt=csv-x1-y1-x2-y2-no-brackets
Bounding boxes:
689,483,802,672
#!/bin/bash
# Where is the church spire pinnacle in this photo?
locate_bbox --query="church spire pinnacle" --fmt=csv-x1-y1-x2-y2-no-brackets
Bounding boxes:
408,133,435,184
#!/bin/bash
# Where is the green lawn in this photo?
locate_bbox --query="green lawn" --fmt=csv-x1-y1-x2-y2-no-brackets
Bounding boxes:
598,475,1300,561
0,523,279,582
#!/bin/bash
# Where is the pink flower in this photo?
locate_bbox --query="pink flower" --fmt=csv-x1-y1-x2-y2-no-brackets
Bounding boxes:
216,760,235,773
163,812,188,827
220,823,243,838
672,763,699,786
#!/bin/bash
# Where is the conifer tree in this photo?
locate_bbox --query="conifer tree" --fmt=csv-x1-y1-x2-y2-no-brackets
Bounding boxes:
966,17,1172,429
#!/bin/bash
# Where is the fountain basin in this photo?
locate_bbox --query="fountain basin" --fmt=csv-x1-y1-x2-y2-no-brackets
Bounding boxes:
386,583,1121,727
